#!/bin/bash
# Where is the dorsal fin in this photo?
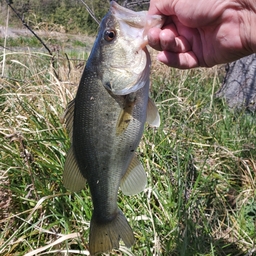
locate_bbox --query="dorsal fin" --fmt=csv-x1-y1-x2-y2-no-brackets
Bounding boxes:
63,145,86,192
120,154,147,195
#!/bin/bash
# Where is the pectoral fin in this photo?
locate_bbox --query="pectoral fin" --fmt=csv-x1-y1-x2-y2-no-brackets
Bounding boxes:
116,95,136,136
146,97,160,128
120,154,147,195
63,145,86,192
116,108,133,136
62,100,75,140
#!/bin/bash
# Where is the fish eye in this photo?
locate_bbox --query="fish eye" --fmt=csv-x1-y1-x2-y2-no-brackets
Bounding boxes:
104,29,116,42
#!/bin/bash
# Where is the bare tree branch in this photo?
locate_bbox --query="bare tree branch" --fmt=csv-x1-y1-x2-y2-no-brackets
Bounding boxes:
80,0,100,25
5,0,53,56
5,0,60,80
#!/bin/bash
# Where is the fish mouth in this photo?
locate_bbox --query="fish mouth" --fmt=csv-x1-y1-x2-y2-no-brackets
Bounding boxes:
111,1,165,48
105,49,151,96
104,76,149,96
101,1,164,96
107,81,145,95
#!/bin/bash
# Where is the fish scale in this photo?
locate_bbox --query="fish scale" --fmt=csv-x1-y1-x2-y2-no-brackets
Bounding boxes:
75,66,146,220
63,1,164,255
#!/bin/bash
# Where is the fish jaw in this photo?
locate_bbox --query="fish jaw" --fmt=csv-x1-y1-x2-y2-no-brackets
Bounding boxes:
104,49,151,96
91,1,164,96
111,1,165,48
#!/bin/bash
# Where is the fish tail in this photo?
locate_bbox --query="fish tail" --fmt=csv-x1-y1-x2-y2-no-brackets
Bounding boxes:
89,208,134,255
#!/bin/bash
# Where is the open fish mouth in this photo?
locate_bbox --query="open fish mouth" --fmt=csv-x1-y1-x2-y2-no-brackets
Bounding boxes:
105,50,151,95
100,1,165,96
111,1,164,48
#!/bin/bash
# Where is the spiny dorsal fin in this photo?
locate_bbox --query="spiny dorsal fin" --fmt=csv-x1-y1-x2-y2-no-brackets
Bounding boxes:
120,154,147,195
146,97,160,128
63,99,75,140
63,145,86,192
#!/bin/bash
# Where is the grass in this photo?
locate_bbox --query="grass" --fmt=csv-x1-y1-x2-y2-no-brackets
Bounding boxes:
0,36,43,48
0,36,89,50
0,36,256,256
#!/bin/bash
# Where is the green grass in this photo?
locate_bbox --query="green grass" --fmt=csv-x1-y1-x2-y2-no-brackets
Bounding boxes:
72,40,87,48
0,41,255,256
0,35,90,63
0,36,43,48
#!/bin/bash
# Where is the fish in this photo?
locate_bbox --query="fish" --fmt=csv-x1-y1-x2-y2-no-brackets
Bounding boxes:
63,1,164,255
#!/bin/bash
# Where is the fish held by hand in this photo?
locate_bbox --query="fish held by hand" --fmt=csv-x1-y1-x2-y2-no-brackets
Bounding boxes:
63,1,163,255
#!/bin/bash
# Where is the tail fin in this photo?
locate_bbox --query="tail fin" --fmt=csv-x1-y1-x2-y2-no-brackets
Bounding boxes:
89,209,134,255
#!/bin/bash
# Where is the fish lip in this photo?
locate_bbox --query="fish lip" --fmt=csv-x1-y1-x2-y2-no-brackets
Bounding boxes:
109,45,145,69
110,0,148,48
104,80,144,95
105,50,151,96
103,77,145,96
110,1,165,47
109,81,145,95
100,2,164,96
109,66,149,95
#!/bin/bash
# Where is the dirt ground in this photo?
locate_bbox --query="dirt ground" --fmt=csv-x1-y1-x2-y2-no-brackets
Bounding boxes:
0,25,31,38
0,25,95,54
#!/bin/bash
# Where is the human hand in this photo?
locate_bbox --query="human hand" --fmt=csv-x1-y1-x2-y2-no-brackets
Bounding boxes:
147,0,256,69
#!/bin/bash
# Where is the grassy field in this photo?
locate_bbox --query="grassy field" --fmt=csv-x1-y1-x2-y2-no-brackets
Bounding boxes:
0,34,256,256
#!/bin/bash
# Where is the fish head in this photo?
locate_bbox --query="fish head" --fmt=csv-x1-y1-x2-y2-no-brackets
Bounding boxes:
90,1,164,95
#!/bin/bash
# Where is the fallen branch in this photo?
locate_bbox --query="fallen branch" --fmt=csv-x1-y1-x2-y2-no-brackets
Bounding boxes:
5,0,60,80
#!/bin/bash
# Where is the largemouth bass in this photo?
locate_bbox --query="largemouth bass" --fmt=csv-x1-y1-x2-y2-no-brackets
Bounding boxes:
63,1,164,255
